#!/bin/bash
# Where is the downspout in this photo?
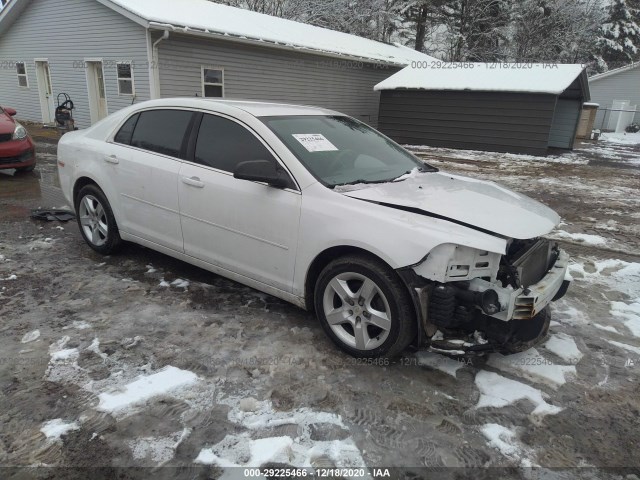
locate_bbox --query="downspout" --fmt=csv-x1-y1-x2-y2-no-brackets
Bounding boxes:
150,30,169,99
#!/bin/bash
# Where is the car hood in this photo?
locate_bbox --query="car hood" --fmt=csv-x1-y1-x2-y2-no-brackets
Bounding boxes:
341,171,560,239
0,113,16,135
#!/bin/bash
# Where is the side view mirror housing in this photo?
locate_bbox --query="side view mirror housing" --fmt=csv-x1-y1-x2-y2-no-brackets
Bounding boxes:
4,107,17,116
234,160,290,189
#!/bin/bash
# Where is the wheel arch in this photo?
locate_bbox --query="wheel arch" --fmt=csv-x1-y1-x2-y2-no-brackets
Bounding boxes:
72,176,100,208
304,245,400,313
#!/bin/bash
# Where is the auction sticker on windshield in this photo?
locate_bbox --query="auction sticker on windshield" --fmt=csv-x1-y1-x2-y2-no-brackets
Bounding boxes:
292,134,339,152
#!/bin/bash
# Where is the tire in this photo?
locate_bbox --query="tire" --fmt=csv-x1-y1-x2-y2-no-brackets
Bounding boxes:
314,254,417,358
16,163,36,173
75,184,122,255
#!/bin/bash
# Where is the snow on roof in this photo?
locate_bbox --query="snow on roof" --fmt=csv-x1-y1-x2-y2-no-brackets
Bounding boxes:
107,0,437,66
589,62,640,82
374,63,586,94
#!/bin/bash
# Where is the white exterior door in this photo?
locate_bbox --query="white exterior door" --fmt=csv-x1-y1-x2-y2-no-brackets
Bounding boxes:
34,60,55,123
178,114,301,292
86,61,108,124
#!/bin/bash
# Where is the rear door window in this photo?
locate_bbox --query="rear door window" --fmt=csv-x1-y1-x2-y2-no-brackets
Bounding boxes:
129,109,194,158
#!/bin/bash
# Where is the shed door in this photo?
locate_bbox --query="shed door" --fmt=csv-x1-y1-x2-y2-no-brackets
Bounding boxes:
548,99,581,149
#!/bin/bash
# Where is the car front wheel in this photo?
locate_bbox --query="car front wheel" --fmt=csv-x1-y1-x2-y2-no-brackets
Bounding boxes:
314,254,417,358
75,184,122,255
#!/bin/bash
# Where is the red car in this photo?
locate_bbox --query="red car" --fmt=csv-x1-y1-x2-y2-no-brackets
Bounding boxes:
0,106,36,172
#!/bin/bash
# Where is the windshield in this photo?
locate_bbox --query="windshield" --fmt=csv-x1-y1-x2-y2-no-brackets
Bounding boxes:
261,115,436,187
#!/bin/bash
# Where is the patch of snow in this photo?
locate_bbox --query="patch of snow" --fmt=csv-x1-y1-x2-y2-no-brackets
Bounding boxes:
486,349,576,388
414,351,466,378
21,330,40,343
549,230,608,247
159,279,170,288
601,132,640,145
51,348,80,362
2,274,17,280
171,278,190,289
97,366,198,413
594,323,619,333
40,419,80,440
481,424,535,468
610,300,640,337
146,264,157,273
128,429,189,464
543,334,583,363
474,371,562,416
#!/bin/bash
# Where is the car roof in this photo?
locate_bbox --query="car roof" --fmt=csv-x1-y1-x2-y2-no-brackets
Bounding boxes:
131,97,343,118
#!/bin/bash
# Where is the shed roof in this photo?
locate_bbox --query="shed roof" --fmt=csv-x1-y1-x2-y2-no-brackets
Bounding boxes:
374,63,588,95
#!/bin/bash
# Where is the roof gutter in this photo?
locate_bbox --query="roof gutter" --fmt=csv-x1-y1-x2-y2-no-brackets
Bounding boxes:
147,23,409,68
148,30,169,99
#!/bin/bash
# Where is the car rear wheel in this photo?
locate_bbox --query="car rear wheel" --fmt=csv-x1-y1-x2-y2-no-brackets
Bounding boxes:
75,184,122,255
314,254,417,358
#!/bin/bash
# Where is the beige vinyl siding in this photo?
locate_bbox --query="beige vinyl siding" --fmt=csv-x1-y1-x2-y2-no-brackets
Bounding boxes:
156,32,397,127
0,0,150,128
589,66,640,128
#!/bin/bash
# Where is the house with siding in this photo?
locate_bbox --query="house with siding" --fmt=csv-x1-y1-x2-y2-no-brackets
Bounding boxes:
374,63,590,156
0,0,435,129
589,63,640,131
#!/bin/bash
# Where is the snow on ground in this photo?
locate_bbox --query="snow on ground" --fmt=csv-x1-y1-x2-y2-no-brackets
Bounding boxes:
601,132,640,145
486,349,576,389
480,424,535,468
548,230,608,247
40,419,80,441
97,366,198,413
607,340,640,355
196,397,369,471
610,300,640,337
20,329,40,343
414,351,467,377
543,333,584,363
127,429,189,465
474,371,562,416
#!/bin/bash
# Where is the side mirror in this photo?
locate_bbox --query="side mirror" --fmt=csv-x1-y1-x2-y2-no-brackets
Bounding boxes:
4,107,17,116
234,160,290,189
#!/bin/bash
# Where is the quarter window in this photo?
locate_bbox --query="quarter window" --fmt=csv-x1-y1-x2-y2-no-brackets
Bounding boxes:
130,110,193,158
195,114,277,174
117,62,134,95
113,113,139,145
16,62,28,87
202,67,223,98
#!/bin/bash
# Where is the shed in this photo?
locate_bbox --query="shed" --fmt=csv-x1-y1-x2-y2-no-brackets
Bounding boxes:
0,0,436,129
589,63,640,131
374,63,590,156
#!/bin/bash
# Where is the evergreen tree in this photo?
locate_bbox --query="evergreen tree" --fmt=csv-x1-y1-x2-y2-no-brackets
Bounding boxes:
596,0,640,69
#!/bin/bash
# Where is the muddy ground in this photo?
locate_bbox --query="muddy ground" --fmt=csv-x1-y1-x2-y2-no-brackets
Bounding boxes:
0,126,639,479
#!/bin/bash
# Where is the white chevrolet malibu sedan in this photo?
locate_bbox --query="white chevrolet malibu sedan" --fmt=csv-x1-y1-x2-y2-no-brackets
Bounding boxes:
57,98,570,358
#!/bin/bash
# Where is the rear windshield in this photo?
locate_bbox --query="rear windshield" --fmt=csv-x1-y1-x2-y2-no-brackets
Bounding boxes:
261,115,435,187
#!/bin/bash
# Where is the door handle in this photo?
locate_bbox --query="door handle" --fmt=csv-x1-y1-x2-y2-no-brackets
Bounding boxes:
104,155,119,164
181,176,205,188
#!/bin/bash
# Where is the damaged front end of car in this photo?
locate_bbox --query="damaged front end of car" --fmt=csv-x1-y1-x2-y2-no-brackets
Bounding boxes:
398,238,571,355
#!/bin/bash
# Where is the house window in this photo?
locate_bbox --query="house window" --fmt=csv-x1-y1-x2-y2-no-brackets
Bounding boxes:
202,67,224,97
16,62,28,87
117,62,134,95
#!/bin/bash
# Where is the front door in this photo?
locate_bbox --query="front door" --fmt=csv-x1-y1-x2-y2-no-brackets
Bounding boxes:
34,60,55,124
178,113,301,292
86,61,108,124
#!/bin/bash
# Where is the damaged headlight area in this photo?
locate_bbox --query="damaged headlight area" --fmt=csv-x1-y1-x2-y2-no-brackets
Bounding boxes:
410,239,570,353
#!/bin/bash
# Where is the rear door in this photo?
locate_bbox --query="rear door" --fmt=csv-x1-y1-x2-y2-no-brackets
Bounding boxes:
178,113,301,292
108,109,194,252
